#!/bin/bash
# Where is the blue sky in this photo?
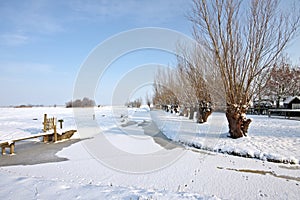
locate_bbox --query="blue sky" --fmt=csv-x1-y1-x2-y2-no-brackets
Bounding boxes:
0,0,192,106
0,0,299,106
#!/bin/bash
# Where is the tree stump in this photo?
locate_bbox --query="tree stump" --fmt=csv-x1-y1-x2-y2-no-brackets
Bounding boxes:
196,101,212,123
226,104,252,138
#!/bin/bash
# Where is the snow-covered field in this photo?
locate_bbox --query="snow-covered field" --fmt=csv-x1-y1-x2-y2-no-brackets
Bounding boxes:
0,106,299,199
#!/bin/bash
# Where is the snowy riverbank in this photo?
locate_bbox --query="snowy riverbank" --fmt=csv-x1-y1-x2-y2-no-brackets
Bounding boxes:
151,110,300,164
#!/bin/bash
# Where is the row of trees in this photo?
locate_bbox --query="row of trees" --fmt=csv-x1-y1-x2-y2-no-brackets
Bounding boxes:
65,97,95,108
153,0,300,138
125,98,143,108
153,45,215,123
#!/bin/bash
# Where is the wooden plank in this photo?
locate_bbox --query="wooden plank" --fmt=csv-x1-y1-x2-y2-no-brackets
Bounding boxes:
0,129,76,155
0,129,76,145
0,141,8,146
0,133,53,145
11,133,53,142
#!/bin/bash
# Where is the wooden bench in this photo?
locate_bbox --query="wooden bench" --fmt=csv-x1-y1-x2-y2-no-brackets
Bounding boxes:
0,133,54,155
0,114,76,155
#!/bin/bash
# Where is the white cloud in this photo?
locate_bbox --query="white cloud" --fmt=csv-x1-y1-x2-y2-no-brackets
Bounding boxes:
66,0,189,25
0,61,54,74
0,0,190,48
0,34,29,46
0,0,65,35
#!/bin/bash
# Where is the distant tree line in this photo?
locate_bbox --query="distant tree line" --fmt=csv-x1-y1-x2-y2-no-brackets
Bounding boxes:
66,97,95,108
125,98,142,108
14,104,42,108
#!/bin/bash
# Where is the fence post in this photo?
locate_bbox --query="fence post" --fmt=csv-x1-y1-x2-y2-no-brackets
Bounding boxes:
43,114,47,132
54,125,57,142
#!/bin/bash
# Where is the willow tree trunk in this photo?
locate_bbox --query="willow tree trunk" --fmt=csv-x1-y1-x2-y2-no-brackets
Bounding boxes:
196,101,212,123
189,106,195,120
226,104,252,139
196,108,212,123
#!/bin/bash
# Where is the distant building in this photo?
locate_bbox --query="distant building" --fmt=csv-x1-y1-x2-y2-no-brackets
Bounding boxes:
250,99,274,115
283,96,300,109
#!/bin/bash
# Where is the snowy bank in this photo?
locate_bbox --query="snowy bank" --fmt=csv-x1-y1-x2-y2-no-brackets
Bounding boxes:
151,110,300,165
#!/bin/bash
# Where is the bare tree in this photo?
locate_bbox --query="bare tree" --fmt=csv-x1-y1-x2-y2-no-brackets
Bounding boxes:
145,92,152,108
176,45,213,123
190,0,300,138
153,44,214,123
260,55,300,107
152,67,179,109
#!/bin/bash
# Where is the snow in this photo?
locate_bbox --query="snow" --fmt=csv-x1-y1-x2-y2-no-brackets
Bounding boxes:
152,111,300,164
283,96,300,104
0,171,217,200
0,107,76,142
0,106,299,199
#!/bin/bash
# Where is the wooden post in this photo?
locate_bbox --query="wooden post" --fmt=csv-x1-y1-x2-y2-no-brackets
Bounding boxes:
54,125,57,142
58,119,64,129
10,143,15,154
43,135,48,143
2,146,6,155
43,114,47,132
